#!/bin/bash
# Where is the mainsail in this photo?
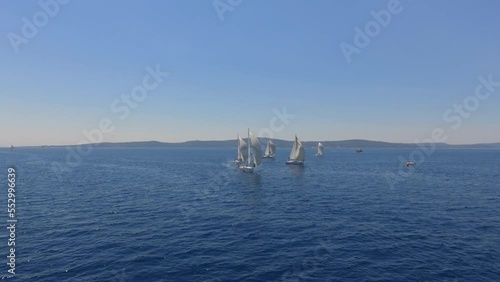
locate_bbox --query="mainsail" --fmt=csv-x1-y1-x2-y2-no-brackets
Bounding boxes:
317,142,323,156
264,140,276,157
250,132,262,167
239,137,248,161
289,135,305,162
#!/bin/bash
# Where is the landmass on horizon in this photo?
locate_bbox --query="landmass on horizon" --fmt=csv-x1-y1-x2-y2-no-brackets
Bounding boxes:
7,139,500,149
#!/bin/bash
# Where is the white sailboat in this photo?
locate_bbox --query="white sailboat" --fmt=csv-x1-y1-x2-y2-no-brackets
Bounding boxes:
262,140,276,158
286,135,305,165
239,129,263,173
316,142,323,156
233,134,248,163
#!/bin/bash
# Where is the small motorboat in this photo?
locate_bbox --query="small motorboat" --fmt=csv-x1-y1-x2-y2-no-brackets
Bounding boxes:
406,161,416,167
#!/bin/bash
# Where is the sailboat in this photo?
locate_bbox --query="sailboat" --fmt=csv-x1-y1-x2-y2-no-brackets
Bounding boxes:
316,142,323,156
239,129,263,173
262,140,276,158
286,135,305,165
10,145,14,151
233,134,248,164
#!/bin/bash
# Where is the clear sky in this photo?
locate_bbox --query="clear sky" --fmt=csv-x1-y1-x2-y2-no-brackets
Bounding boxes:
1,0,499,146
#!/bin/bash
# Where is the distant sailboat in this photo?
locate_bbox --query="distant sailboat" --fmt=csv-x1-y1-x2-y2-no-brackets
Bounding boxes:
239,129,262,173
286,135,305,165
355,148,363,153
233,134,248,164
10,145,14,151
316,142,323,156
263,140,276,158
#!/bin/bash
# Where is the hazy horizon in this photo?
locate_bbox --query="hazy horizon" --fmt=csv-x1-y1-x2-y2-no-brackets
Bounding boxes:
2,1,500,147
4,137,500,148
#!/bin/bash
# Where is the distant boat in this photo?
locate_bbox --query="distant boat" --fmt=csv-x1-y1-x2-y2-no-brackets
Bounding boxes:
10,145,14,151
406,161,416,167
355,148,363,153
233,134,248,164
286,135,305,165
263,140,276,158
316,142,324,157
239,129,262,173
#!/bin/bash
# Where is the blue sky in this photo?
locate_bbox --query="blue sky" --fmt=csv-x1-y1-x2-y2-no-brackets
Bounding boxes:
1,0,499,146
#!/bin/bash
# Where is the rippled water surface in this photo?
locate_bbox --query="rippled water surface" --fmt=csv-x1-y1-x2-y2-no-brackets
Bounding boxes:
0,147,499,281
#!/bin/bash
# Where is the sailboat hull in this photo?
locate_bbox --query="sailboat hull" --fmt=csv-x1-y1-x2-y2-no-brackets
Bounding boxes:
262,155,275,159
286,160,304,165
239,165,254,173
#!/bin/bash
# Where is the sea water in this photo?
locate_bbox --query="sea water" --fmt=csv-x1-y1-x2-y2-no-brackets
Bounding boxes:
0,147,498,281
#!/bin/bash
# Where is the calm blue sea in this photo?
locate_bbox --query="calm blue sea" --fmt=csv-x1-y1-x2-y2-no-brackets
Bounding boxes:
0,147,499,281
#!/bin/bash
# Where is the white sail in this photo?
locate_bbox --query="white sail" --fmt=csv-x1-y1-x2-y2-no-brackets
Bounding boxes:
264,140,276,157
237,134,241,160
269,141,276,155
317,142,323,156
289,135,305,162
297,143,305,162
289,137,297,160
250,132,262,167
239,137,248,161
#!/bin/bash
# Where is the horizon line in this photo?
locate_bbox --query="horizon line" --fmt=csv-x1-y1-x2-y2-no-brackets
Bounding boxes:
3,138,500,148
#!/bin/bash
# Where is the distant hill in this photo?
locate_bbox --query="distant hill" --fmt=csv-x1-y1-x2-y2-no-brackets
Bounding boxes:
65,139,500,149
